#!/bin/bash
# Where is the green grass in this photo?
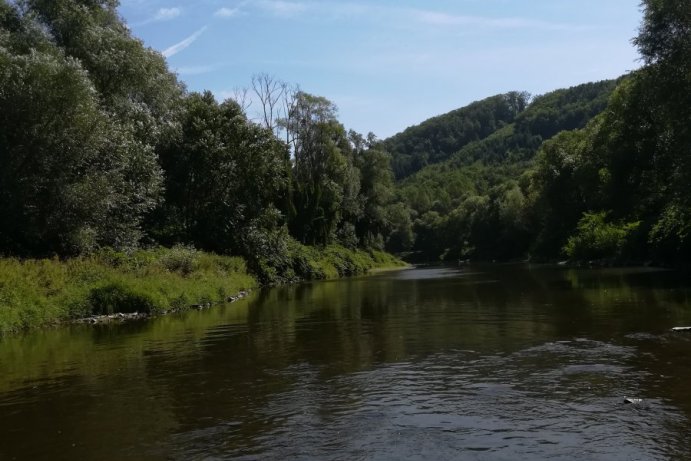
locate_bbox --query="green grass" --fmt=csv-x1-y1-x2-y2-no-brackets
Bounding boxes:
0,246,256,335
279,241,408,282
0,244,406,335
316,245,407,278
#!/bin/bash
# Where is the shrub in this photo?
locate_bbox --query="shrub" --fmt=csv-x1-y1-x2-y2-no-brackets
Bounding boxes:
648,203,691,262
86,282,157,315
564,211,640,261
155,244,200,275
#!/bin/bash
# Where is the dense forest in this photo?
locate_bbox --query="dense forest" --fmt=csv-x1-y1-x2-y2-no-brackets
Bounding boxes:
0,0,402,284
1,0,689,277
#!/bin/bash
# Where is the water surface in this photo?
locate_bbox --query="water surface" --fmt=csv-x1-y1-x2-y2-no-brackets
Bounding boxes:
1,264,691,460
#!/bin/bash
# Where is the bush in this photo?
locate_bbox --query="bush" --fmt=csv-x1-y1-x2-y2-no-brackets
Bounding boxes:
564,211,640,261
648,203,691,262
0,244,403,333
0,247,257,333
155,244,200,275
87,282,157,315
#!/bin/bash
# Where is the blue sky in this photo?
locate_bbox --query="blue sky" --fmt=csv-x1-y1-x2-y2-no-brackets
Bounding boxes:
119,0,643,138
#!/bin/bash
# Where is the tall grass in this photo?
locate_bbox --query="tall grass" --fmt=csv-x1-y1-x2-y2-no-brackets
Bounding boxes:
252,238,408,284
0,244,406,334
0,246,256,334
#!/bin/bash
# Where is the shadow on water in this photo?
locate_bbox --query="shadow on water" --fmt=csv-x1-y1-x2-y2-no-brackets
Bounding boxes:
1,264,691,460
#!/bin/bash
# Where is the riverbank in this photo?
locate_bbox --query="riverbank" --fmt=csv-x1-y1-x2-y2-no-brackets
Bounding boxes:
0,245,406,335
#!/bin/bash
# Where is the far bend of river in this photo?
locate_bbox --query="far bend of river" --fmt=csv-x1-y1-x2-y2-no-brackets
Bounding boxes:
2,265,691,460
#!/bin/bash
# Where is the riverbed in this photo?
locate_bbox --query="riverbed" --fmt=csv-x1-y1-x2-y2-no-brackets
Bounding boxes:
1,264,690,460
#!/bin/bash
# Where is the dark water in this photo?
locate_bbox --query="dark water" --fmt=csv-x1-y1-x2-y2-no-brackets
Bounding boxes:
1,265,691,460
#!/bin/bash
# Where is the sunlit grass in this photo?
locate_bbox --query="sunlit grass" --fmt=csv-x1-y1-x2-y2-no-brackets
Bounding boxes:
0,246,256,335
0,245,405,334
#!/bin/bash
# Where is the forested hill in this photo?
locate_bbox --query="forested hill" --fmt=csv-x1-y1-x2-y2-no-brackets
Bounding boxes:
383,93,529,179
383,80,617,180
385,79,620,261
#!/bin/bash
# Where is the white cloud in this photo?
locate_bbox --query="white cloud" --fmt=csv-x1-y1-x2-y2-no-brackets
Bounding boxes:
410,9,582,31
243,2,580,32
257,0,307,17
215,7,239,18
130,6,183,27
175,65,217,76
162,26,208,58
155,7,182,21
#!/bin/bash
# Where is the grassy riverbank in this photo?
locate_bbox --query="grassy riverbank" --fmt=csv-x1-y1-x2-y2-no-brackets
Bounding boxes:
0,245,406,335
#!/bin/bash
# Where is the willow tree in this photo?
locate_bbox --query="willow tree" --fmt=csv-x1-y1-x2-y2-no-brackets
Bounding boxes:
283,92,361,245
153,92,290,255
0,5,162,254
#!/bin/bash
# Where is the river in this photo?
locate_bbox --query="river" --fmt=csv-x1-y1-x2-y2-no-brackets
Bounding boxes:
1,264,690,460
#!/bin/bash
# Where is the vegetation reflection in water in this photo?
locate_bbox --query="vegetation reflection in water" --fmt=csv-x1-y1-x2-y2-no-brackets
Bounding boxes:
1,265,691,460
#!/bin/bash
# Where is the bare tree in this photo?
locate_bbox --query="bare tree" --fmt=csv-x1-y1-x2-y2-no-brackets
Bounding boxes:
278,81,300,147
251,73,285,134
230,86,252,113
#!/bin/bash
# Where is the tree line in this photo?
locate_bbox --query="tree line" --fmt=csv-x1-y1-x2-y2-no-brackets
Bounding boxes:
1,0,688,273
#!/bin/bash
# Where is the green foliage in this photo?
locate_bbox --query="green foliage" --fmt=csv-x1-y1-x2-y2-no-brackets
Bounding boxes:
2,0,690,338
155,244,202,275
350,133,396,249
526,0,690,263
87,282,156,315
563,212,641,261
513,80,618,145
241,232,406,285
385,202,415,252
285,92,363,246
633,0,691,69
321,245,374,277
152,92,290,254
528,124,605,258
0,248,256,334
648,203,691,262
385,80,618,262
385,92,530,179
0,0,180,255
23,0,184,146
0,37,162,254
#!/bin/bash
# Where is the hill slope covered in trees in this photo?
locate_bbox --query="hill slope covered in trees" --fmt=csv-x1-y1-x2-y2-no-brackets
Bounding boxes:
385,80,619,261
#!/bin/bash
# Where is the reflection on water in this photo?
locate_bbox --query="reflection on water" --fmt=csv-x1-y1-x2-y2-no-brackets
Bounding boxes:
1,264,691,460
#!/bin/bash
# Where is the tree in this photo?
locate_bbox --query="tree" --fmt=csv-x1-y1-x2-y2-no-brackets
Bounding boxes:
153,92,290,255
384,93,531,179
525,123,607,258
23,0,184,147
283,92,361,245
385,203,415,252
251,73,284,135
633,0,691,69
350,130,396,249
0,37,162,254
627,0,691,261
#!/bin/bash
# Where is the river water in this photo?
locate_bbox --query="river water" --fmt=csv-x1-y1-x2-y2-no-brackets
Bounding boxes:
1,264,691,460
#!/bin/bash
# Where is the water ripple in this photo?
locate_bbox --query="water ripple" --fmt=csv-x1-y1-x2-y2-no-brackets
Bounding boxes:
166,339,687,460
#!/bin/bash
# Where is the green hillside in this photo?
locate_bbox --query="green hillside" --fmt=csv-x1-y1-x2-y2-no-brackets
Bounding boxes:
385,80,619,261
